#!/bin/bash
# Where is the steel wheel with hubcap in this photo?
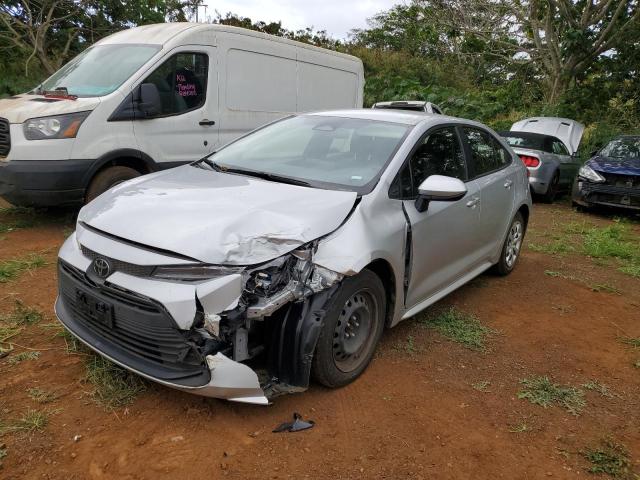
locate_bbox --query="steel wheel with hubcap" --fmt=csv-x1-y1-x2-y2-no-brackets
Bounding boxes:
312,269,386,388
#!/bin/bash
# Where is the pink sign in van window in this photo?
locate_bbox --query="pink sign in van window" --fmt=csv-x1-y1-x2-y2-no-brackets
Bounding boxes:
176,73,198,97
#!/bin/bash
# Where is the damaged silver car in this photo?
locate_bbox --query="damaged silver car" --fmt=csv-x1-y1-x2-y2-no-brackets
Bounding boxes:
55,110,532,404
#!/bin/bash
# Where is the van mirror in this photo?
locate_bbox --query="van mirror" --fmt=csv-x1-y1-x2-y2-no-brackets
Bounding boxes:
137,83,162,118
415,175,467,213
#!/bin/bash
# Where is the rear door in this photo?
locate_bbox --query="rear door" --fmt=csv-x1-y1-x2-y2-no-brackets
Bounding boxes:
397,125,484,307
461,127,516,261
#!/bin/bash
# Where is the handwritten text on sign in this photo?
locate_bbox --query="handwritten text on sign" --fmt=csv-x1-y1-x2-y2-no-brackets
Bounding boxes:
176,74,198,97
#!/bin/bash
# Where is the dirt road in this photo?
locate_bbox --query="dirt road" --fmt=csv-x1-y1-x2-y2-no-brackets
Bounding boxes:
1,201,639,479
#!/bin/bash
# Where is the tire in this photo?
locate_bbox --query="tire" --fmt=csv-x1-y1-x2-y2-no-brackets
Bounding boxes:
493,212,525,276
86,166,141,203
541,171,559,203
312,269,386,388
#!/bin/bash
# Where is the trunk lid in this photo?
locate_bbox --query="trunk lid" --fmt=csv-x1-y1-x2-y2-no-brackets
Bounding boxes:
511,117,585,155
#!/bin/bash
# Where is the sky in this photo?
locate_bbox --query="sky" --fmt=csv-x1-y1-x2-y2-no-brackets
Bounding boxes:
201,0,404,39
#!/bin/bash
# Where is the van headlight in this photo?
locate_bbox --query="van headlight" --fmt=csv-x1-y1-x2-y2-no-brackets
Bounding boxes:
578,165,605,183
24,111,90,140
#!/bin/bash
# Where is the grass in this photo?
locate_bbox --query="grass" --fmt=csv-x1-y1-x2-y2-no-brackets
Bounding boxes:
7,351,40,365
472,380,491,392
394,335,417,355
633,360,640,369
528,238,574,255
0,301,43,325
619,337,640,349
582,438,637,479
0,254,47,283
421,308,494,352
0,444,6,461
583,224,635,260
518,376,586,415
84,355,147,409
582,380,615,398
508,421,532,433
27,387,56,404
589,283,622,294
8,409,49,433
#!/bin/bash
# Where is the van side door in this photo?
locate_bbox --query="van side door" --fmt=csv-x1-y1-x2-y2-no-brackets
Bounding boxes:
132,47,219,167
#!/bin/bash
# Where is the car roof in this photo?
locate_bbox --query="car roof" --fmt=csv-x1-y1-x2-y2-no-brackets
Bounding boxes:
305,109,454,126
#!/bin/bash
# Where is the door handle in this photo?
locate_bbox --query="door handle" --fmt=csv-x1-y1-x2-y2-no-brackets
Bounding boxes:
504,180,513,188
466,197,480,208
199,119,216,126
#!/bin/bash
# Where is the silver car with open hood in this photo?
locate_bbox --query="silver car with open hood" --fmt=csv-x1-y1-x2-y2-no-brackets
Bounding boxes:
55,109,532,404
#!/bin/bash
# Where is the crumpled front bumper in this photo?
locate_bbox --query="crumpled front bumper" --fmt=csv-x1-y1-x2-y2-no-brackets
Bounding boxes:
572,179,640,210
55,295,267,404
55,230,269,405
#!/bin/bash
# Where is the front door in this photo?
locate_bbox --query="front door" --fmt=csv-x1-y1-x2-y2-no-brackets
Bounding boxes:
400,126,484,308
132,47,219,167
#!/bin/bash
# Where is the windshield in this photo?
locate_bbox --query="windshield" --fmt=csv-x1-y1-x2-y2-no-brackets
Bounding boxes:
208,115,411,192
38,44,161,97
600,137,640,159
500,132,549,152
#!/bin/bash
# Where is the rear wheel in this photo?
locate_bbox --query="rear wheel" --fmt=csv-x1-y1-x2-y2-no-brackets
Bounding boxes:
493,212,525,276
541,171,560,203
312,269,386,388
86,166,141,203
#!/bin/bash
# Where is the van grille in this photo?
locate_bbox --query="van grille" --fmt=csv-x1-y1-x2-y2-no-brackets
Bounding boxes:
0,118,9,157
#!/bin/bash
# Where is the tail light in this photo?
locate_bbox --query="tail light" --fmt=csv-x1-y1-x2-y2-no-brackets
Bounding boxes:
519,155,540,168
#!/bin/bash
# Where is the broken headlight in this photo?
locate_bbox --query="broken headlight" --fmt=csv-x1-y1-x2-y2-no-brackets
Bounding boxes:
152,264,244,281
244,256,296,298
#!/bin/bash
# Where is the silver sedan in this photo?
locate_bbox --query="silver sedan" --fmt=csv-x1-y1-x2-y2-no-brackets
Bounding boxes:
56,110,532,404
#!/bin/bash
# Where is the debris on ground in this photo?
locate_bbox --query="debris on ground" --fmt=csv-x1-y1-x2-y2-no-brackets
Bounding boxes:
272,413,315,433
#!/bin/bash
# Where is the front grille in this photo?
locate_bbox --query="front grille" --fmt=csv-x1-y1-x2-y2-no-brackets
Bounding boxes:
582,181,640,208
0,118,10,157
58,260,210,386
81,245,155,278
601,172,640,189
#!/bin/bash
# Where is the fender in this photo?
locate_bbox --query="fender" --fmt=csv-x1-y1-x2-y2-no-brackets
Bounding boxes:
81,148,159,189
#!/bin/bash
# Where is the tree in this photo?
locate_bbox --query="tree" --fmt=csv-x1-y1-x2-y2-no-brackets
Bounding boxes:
430,0,640,102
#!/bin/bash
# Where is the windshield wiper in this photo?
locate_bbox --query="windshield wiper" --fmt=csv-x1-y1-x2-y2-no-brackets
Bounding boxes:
194,158,312,187
195,157,224,171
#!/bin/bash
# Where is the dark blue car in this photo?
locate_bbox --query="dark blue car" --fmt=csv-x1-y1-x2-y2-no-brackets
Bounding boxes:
572,135,640,211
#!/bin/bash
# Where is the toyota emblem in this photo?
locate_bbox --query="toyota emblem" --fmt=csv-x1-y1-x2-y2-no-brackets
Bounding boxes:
93,258,112,278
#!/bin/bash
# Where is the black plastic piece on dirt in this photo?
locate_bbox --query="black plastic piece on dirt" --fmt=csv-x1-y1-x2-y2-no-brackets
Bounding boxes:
273,413,315,433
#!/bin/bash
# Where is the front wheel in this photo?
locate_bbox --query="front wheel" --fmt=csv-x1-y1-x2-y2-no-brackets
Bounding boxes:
492,212,525,276
312,269,386,388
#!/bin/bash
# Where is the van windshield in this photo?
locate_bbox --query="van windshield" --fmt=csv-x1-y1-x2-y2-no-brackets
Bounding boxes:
37,44,161,97
207,115,411,193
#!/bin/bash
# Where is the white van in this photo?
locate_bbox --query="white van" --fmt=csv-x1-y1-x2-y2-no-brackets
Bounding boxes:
0,23,364,206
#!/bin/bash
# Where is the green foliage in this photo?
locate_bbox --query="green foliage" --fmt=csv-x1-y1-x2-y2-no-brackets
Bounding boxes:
7,351,40,365
518,376,586,415
0,254,47,283
85,355,147,409
582,439,637,479
421,307,494,351
0,301,43,325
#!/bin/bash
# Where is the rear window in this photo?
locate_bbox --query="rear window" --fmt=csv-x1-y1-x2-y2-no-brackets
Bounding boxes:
499,132,552,153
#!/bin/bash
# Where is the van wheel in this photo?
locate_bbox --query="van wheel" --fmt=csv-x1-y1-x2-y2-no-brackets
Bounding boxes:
492,212,525,276
312,269,386,388
86,166,141,203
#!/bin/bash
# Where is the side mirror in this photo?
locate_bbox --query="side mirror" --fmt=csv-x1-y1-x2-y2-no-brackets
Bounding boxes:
415,175,467,212
137,83,162,118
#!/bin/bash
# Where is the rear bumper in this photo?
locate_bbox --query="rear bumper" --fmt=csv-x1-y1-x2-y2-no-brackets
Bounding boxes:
0,159,92,207
572,179,640,210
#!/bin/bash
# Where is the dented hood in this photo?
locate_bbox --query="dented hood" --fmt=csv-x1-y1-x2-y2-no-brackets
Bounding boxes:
79,165,358,265
0,94,100,124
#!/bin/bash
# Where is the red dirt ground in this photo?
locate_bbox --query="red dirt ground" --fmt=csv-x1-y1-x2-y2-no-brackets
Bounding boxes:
1,200,639,480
